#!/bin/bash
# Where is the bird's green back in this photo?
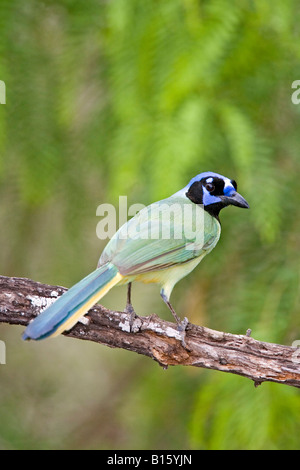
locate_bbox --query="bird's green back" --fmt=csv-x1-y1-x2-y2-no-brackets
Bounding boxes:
99,196,221,276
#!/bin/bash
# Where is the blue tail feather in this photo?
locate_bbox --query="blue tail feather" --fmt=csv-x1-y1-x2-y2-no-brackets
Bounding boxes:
22,262,120,340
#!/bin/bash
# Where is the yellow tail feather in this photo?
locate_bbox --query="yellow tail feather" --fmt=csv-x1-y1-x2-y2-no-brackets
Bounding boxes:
51,272,123,337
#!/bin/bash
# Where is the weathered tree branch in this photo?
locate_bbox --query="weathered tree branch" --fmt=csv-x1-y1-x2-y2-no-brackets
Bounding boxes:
0,275,300,388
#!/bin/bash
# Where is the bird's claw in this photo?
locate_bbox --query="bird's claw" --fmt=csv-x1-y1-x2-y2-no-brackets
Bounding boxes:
125,304,140,332
176,316,190,350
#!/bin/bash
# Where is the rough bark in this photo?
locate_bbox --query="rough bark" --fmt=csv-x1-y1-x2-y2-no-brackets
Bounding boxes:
0,275,300,388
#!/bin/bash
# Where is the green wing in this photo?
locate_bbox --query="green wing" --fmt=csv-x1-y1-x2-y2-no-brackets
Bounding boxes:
98,196,220,275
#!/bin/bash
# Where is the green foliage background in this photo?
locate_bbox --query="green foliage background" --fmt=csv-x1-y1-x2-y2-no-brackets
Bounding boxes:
0,0,300,450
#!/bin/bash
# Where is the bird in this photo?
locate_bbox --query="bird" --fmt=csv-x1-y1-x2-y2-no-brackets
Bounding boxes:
22,171,249,342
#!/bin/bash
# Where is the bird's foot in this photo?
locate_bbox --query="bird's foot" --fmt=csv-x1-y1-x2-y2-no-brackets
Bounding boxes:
160,291,190,350
124,303,140,332
175,316,190,350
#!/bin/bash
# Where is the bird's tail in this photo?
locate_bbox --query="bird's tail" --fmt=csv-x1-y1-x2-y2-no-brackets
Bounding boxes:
22,262,122,340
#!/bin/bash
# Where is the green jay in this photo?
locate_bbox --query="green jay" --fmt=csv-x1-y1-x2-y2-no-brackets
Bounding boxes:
22,171,249,341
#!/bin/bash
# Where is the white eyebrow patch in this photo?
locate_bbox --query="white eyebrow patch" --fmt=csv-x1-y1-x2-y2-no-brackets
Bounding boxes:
206,177,213,183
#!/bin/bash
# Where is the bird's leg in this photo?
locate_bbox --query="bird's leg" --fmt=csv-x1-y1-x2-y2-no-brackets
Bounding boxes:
160,290,189,349
124,282,139,331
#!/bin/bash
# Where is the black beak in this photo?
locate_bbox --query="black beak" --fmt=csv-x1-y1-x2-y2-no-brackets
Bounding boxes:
220,192,249,209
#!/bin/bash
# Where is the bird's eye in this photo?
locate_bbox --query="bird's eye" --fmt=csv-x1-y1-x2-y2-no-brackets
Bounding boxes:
205,183,215,192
